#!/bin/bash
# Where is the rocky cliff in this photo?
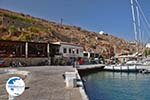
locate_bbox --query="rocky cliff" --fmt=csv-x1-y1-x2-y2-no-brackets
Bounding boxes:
0,8,136,58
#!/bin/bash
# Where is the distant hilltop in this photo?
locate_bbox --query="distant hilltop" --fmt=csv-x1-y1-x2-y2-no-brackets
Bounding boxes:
0,8,136,58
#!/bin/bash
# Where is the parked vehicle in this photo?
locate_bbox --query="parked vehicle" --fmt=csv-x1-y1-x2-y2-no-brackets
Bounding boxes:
9,61,26,67
0,59,5,67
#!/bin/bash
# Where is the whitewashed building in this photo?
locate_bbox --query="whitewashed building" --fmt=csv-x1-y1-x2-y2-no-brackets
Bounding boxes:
83,51,99,59
52,42,83,58
146,43,150,48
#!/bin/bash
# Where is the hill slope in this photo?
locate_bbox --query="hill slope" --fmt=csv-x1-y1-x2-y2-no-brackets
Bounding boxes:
0,9,136,58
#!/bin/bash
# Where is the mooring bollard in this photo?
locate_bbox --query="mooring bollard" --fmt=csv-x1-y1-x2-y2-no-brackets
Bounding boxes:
65,72,77,88
127,66,129,72
135,65,137,71
113,66,114,71
120,65,122,72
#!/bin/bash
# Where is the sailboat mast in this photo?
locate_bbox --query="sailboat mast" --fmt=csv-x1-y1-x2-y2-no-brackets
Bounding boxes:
130,0,138,52
136,6,141,43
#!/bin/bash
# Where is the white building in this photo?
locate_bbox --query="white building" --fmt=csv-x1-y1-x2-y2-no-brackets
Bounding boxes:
52,42,83,58
146,43,150,48
99,31,104,35
83,51,99,59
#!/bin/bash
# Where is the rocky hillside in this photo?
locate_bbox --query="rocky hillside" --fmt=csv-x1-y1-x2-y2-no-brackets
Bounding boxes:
0,9,136,58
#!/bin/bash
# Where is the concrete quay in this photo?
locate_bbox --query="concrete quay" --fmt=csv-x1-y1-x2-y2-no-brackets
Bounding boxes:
77,64,105,70
13,66,83,100
1,64,105,100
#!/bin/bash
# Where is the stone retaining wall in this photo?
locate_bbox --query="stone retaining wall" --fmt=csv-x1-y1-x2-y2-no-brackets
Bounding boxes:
2,57,48,66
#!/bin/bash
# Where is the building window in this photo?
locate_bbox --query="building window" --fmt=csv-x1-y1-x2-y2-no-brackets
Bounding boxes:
69,48,71,53
63,48,67,53
76,49,79,54
72,48,75,54
80,49,83,53
90,53,94,58
56,48,59,53
84,53,88,57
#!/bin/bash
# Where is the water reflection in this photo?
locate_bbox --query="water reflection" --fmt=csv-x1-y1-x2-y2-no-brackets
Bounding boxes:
82,71,150,100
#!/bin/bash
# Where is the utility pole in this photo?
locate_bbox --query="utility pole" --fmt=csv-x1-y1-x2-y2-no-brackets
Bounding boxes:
70,31,73,43
71,33,72,43
61,18,63,25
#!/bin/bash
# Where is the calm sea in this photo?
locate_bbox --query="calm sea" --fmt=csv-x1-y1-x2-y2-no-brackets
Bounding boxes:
82,71,150,100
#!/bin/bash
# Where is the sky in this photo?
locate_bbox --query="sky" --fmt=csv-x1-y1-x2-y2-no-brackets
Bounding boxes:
0,0,150,42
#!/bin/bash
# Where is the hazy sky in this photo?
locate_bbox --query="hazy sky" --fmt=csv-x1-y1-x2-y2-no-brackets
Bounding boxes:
0,0,150,42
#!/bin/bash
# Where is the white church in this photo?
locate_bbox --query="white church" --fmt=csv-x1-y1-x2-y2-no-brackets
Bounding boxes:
146,43,150,48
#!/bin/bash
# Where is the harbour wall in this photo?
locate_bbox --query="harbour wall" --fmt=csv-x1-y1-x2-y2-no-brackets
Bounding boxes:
76,64,105,100
75,68,89,100
2,57,48,66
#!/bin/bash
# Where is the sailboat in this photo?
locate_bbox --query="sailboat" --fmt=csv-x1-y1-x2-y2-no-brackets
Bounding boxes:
105,0,150,73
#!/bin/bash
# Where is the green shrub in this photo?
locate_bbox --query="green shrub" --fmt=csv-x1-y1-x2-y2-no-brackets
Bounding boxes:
144,49,150,57
22,33,36,41
9,25,17,33
3,13,33,23
27,27,40,33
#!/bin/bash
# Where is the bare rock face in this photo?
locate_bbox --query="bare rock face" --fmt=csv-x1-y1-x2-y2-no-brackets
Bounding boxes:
0,8,135,58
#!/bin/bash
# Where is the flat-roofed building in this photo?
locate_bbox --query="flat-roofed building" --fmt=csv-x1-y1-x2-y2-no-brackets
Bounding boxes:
0,40,84,66
52,42,83,58
0,40,49,66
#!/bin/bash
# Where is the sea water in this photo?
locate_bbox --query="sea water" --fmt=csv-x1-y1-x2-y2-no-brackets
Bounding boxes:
82,71,150,100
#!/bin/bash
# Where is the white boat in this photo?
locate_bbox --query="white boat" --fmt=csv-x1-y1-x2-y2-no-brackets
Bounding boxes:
140,57,150,65
105,60,150,73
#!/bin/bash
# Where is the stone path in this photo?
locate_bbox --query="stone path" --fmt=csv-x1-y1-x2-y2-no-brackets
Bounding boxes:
15,66,82,100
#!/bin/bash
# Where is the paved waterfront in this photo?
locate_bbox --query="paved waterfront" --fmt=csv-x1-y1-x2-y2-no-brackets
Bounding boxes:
0,66,82,100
